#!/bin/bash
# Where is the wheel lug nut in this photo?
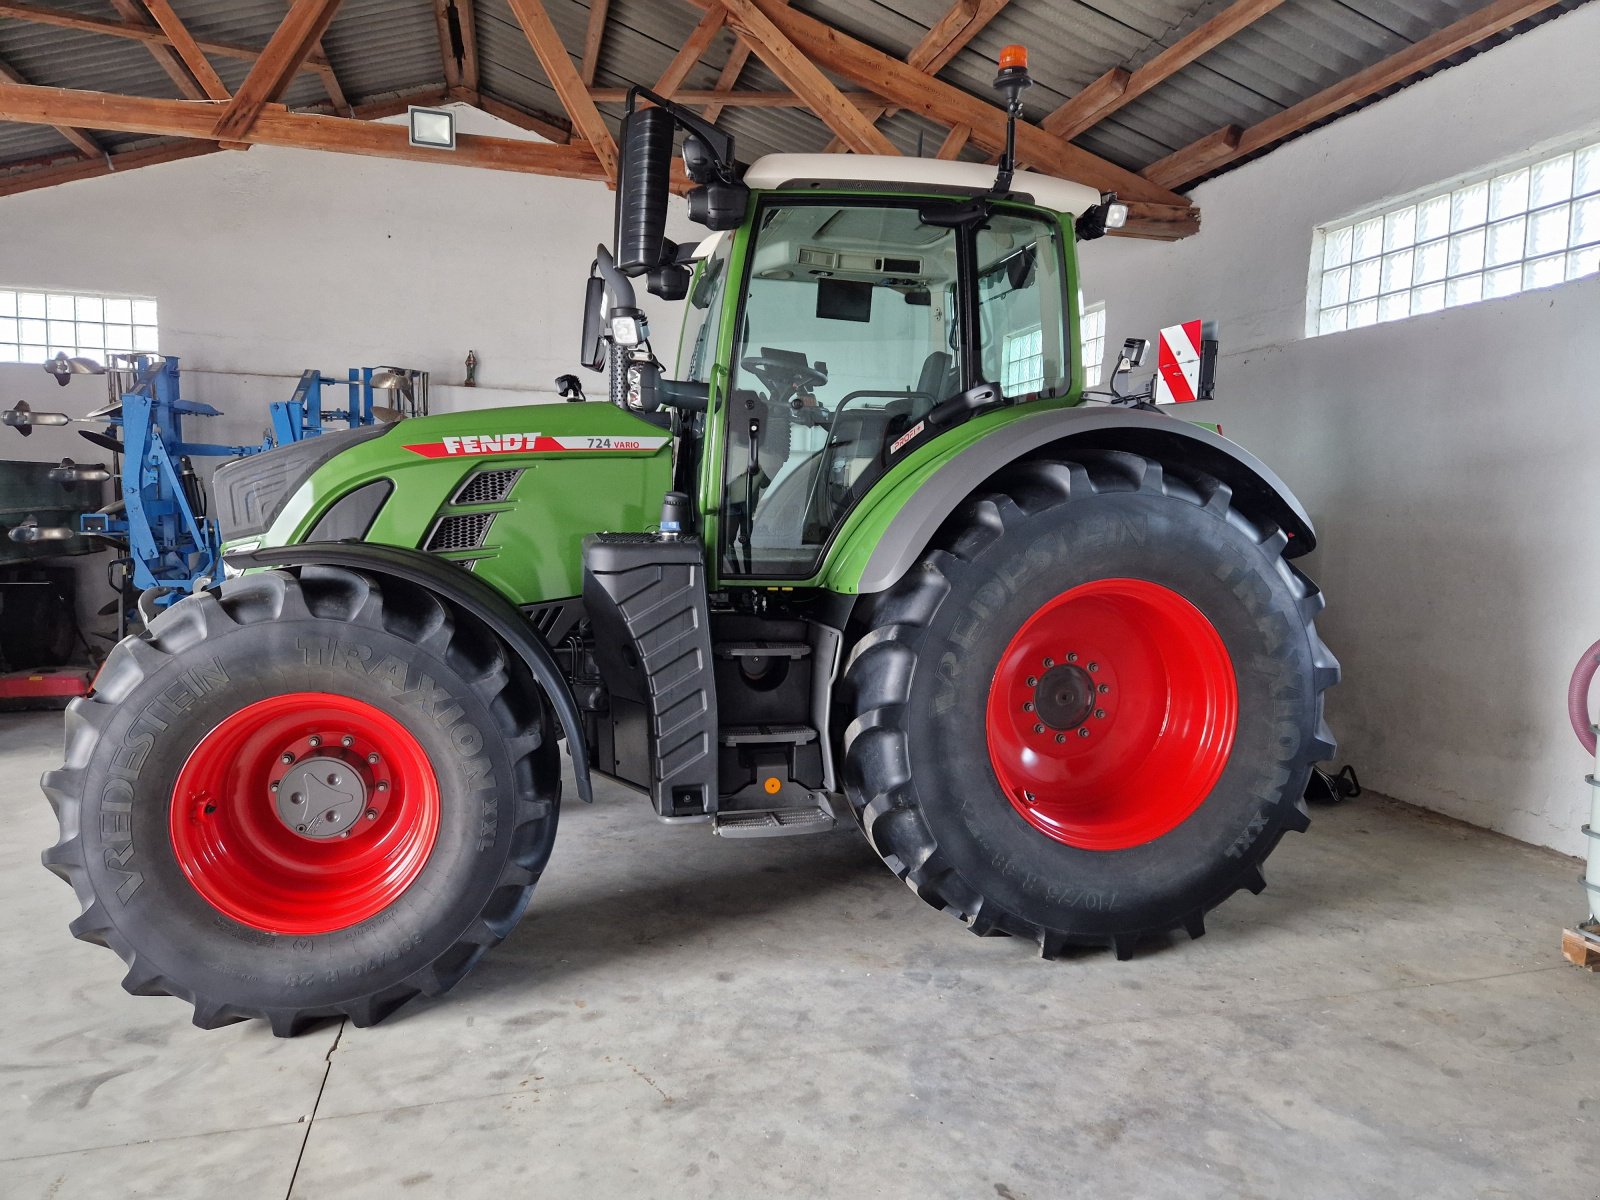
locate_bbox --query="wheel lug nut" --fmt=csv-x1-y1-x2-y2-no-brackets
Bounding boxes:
1054,732,1065,744
1023,701,1034,712
281,751,295,764
1098,683,1109,694
1067,652,1078,662
1026,676,1037,687
1043,657,1053,668
367,752,380,764
366,808,378,820
376,781,389,792
1033,723,1045,734
308,735,321,748
1078,727,1090,738
1088,662,1099,673
270,781,280,792
1095,708,1106,719
342,735,354,748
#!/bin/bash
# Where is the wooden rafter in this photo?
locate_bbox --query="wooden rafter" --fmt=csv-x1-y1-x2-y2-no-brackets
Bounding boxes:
438,0,479,94
1141,125,1239,188
0,80,607,180
1043,0,1288,141
0,56,101,157
297,0,350,115
718,0,897,156
1155,0,1571,189
683,0,1187,213
140,0,231,101
105,0,205,100
0,141,221,200
506,0,616,177
700,41,751,123
833,0,1011,150
476,92,572,144
654,8,725,99
580,0,611,86
213,0,346,142
935,123,970,160
0,2,336,78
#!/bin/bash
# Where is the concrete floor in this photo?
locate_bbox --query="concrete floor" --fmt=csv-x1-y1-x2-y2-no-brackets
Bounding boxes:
2,710,1596,1199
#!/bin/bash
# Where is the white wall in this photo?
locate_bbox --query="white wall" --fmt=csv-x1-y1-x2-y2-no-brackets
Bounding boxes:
0,104,687,632
1080,3,1600,854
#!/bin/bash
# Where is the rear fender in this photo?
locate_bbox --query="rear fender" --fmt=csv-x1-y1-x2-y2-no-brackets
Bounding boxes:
228,542,594,803
840,407,1317,595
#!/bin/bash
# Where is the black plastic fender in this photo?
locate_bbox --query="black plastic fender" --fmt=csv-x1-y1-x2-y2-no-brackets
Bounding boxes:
228,542,594,803
857,406,1318,594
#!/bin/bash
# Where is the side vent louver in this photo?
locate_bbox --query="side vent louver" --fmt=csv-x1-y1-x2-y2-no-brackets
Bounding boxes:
426,511,494,553
452,469,522,505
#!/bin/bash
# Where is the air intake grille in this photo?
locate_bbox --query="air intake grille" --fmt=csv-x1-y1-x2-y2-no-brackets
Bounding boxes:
453,469,521,505
426,512,493,552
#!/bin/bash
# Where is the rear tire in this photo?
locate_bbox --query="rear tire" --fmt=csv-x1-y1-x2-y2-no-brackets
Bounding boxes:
840,451,1338,958
41,565,559,1034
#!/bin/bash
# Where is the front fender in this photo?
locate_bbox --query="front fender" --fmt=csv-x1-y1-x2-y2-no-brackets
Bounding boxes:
228,542,594,803
830,406,1317,595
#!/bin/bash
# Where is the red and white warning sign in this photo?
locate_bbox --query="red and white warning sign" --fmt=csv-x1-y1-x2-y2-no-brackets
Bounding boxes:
1154,319,1203,405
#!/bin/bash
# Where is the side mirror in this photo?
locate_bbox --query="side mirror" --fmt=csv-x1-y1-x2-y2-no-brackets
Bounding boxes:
615,106,676,277
579,275,607,372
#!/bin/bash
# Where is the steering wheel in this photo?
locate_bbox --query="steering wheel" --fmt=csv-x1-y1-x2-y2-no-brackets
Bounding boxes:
740,355,828,404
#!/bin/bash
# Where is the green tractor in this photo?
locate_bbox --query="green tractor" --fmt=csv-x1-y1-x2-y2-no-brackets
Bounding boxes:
42,59,1337,1035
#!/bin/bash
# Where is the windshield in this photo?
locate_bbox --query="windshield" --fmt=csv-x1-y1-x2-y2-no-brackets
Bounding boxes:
677,234,732,385
720,201,963,578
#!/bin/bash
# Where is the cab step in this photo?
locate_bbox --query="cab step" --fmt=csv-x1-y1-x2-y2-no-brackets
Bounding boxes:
719,723,818,746
712,803,837,839
714,641,811,660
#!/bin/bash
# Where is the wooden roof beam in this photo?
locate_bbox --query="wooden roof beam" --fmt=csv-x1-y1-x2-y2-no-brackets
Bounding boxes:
654,8,725,99
1043,0,1288,141
0,2,332,75
213,0,346,142
104,0,206,100
506,0,616,177
580,0,611,86
0,140,221,199
825,0,1010,153
0,80,607,180
683,0,1188,210
0,56,102,157
139,0,231,101
475,92,572,144
1155,0,1572,189
718,0,897,156
590,88,880,107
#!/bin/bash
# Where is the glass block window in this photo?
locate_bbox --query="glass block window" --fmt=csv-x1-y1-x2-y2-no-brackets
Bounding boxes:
1001,325,1045,395
1310,139,1600,336
0,289,158,364
1080,301,1106,385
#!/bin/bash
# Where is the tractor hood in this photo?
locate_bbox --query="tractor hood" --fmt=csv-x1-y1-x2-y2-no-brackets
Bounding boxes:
220,404,673,607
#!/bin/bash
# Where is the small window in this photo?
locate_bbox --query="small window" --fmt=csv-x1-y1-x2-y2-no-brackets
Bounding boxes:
1309,138,1600,335
1001,326,1044,395
1080,301,1106,385
0,288,158,364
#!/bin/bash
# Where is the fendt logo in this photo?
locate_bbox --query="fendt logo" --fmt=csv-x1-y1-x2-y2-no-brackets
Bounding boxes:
404,433,669,458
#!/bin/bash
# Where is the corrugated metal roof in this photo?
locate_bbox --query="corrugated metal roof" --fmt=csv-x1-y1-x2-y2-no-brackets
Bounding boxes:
0,0,1591,190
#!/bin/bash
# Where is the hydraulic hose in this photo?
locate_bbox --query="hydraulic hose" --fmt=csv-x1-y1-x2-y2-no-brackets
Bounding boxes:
1568,638,1600,755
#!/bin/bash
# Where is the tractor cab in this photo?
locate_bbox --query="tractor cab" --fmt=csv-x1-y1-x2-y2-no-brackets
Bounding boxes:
582,86,1117,588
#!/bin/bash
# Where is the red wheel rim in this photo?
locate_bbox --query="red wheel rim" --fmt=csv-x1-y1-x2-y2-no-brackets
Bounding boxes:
169,692,441,935
985,579,1237,850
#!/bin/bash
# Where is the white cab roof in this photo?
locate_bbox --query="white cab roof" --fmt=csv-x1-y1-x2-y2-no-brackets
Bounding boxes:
743,154,1102,217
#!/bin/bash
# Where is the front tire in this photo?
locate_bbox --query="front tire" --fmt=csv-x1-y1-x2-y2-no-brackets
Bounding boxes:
840,451,1338,958
42,565,559,1035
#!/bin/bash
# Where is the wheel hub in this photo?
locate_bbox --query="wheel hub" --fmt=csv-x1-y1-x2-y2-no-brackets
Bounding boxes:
274,755,370,839
169,693,440,935
1033,663,1097,731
